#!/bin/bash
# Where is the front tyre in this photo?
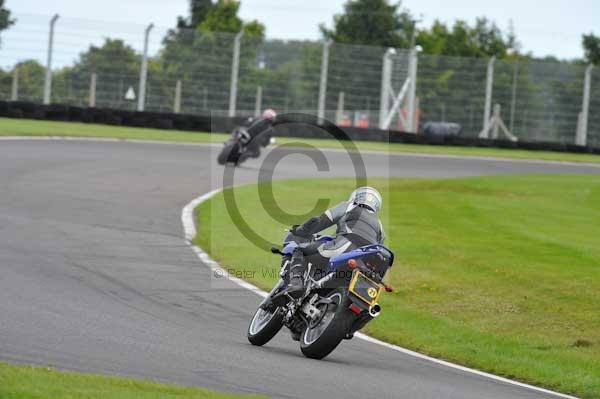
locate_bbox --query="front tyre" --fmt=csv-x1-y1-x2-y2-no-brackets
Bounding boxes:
247,303,284,346
217,141,239,165
300,288,355,359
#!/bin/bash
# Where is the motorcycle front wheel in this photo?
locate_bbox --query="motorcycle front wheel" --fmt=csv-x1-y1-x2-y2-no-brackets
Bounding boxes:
247,302,284,346
300,287,355,359
217,141,240,165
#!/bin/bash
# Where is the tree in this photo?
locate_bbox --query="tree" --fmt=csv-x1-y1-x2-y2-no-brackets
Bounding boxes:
413,17,524,133
71,39,140,77
198,0,264,36
317,1,419,115
156,0,265,113
320,0,416,48
53,39,140,107
582,33,600,65
177,0,213,29
11,60,45,101
417,18,517,58
0,0,15,45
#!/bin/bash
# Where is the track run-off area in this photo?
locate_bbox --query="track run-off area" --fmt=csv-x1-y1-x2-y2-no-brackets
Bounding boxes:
1,138,599,399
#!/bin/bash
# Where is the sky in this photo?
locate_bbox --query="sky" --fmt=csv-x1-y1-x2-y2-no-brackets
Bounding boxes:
2,0,598,68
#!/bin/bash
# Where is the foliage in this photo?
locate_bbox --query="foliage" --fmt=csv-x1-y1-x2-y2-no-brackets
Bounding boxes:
153,0,265,113
320,0,416,48
582,33,600,65
415,18,519,133
177,0,214,29
12,60,45,102
417,18,517,58
72,39,140,77
50,39,140,107
0,0,15,45
199,0,264,37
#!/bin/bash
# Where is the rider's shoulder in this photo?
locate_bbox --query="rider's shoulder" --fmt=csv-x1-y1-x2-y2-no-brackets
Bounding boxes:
324,201,352,221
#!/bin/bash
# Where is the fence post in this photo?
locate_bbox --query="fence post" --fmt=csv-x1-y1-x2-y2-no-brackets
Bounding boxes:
317,40,332,120
509,61,519,133
228,31,244,117
43,14,59,105
173,79,182,113
10,66,18,101
491,104,501,139
336,91,345,124
254,86,262,117
88,73,97,107
576,64,594,146
406,48,418,132
137,23,154,112
481,56,496,138
576,112,584,142
379,48,395,129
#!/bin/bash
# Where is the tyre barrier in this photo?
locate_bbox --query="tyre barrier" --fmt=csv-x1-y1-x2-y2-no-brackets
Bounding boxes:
0,100,598,155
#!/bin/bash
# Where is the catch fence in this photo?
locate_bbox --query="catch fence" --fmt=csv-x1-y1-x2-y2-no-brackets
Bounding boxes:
0,14,597,146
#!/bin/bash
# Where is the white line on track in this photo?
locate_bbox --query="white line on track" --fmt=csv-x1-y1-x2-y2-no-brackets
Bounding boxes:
182,188,579,399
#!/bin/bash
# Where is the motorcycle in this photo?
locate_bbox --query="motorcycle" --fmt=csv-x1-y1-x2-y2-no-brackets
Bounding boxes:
247,230,394,359
217,126,273,166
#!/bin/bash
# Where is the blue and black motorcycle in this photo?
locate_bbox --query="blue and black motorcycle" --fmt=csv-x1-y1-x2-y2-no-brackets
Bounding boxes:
247,230,394,359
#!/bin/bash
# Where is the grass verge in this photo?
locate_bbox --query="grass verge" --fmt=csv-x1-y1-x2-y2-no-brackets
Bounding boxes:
2,117,600,164
195,175,600,398
0,361,266,399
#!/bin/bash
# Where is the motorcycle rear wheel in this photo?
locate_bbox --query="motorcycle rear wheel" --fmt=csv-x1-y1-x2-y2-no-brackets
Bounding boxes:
300,287,355,359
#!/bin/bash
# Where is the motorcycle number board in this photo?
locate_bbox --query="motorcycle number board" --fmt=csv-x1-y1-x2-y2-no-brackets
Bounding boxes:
349,271,382,306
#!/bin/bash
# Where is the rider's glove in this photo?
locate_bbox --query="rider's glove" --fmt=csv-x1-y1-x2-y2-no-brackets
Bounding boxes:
290,224,311,238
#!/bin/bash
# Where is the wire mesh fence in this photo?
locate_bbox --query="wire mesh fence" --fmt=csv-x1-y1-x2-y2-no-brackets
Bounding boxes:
494,60,586,144
0,13,597,147
589,68,600,148
238,37,321,115
418,55,488,136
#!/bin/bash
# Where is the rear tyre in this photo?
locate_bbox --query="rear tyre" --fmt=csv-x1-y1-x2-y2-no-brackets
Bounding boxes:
300,288,355,359
247,303,284,346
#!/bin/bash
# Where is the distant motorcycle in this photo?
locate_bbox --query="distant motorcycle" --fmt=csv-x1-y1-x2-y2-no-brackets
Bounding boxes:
247,230,394,359
217,126,273,166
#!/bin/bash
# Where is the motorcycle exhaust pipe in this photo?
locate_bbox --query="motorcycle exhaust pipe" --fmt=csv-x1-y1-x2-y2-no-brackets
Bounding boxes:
368,304,381,318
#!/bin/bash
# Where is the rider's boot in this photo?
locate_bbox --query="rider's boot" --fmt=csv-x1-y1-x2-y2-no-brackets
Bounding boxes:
283,249,306,299
260,249,305,310
290,329,301,341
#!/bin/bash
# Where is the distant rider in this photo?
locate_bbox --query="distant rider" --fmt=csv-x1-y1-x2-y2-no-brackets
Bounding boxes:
282,186,385,298
238,108,277,162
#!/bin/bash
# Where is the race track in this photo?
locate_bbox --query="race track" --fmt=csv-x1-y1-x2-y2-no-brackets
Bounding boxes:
1,139,598,399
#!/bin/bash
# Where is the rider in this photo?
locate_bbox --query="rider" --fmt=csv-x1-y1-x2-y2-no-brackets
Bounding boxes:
283,186,385,298
239,108,277,161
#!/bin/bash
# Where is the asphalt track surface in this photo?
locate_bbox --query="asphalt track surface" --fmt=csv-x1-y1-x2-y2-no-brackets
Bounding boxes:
1,139,599,399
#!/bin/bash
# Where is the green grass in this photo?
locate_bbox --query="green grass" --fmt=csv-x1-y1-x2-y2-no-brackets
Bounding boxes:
0,361,266,399
2,117,600,163
0,117,228,143
195,175,600,398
